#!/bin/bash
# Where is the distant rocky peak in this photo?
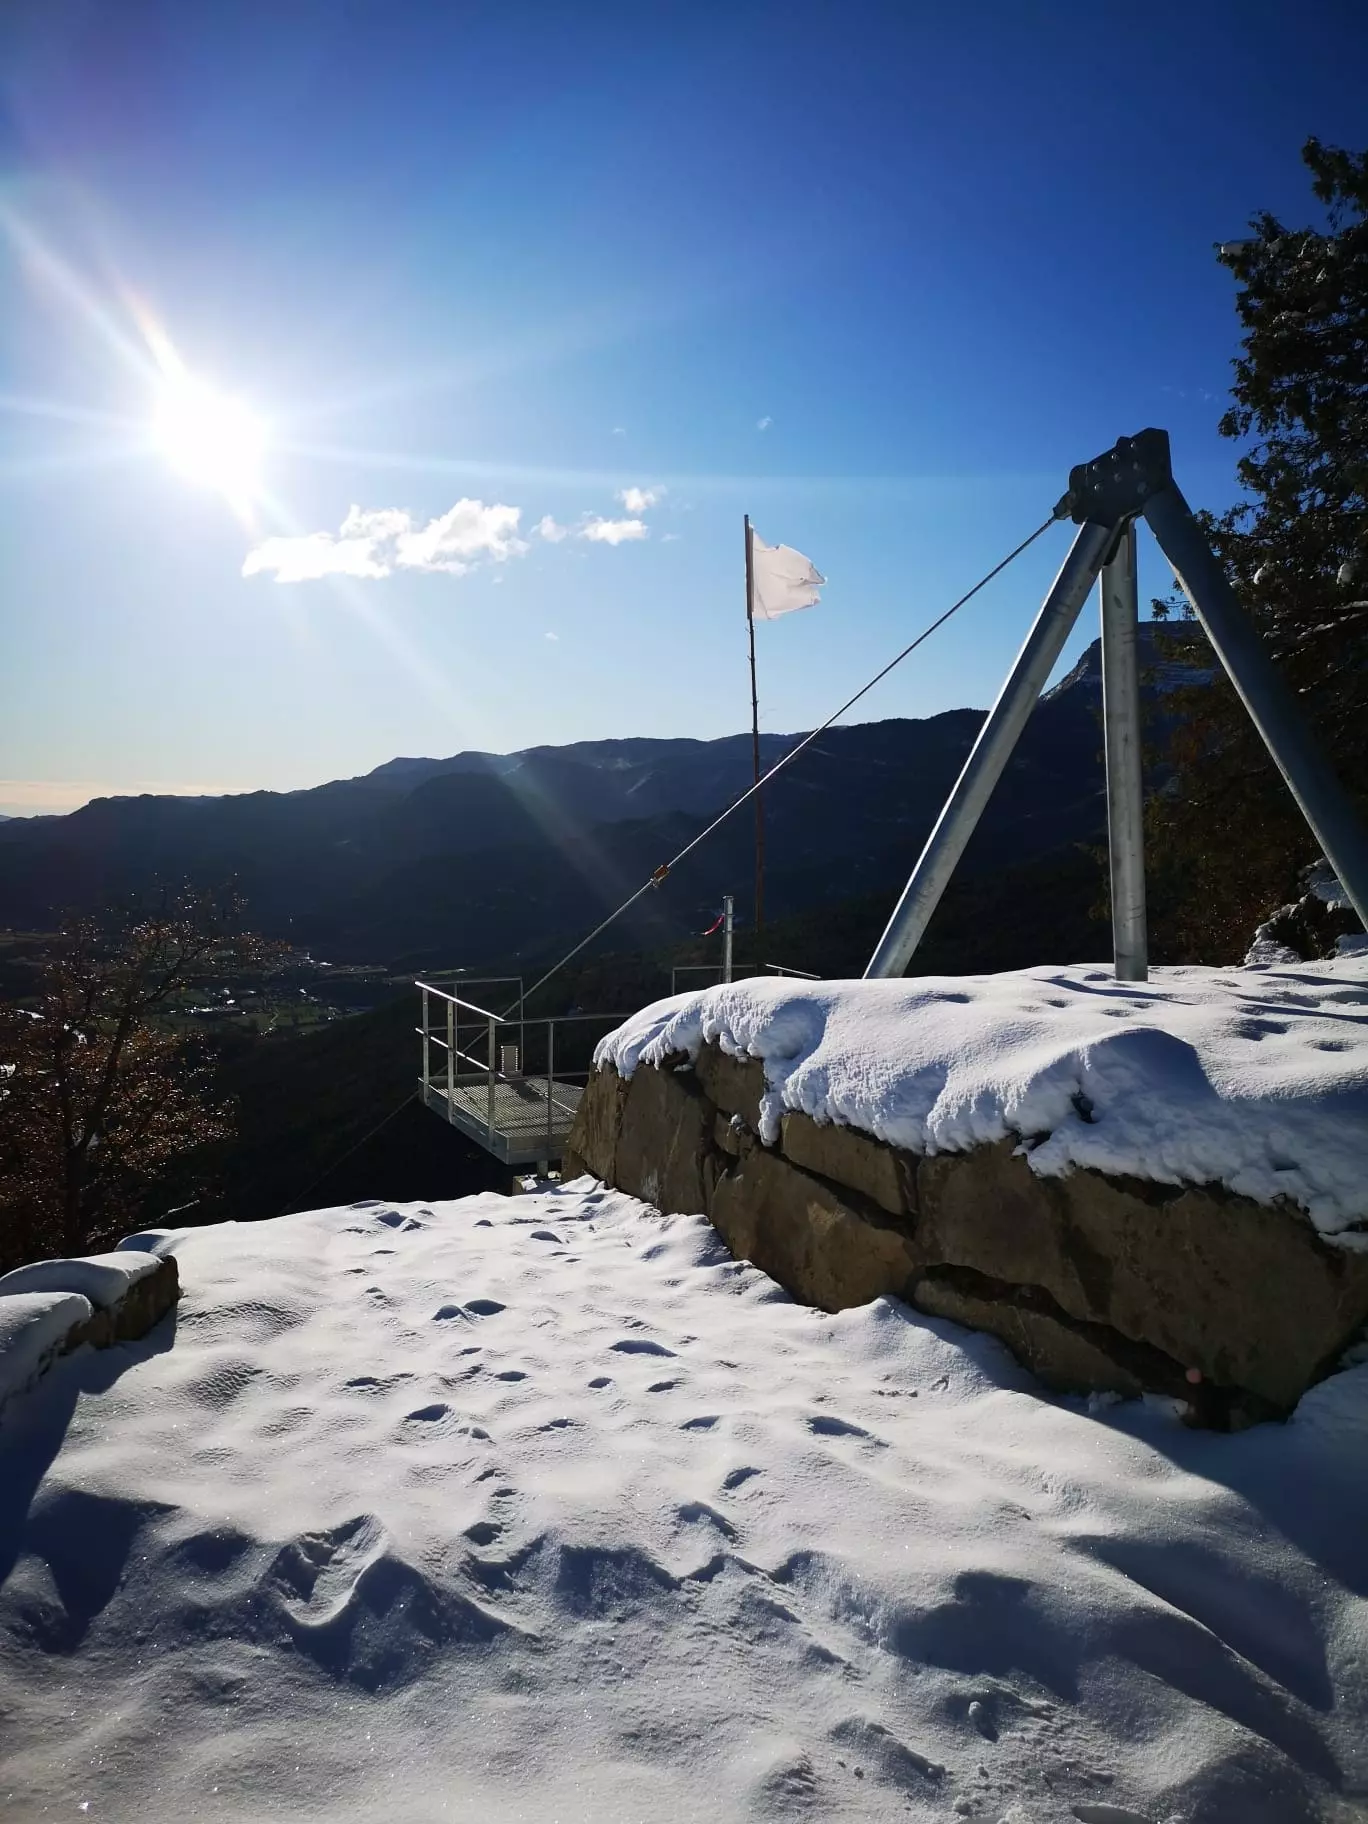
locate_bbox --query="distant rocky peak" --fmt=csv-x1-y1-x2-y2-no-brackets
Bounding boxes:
1043,622,1213,702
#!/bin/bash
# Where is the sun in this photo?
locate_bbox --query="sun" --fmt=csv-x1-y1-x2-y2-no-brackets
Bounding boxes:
151,375,267,503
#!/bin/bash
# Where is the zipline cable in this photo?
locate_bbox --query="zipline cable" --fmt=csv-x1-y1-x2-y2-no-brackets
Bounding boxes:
507,509,1063,1016
280,1089,418,1216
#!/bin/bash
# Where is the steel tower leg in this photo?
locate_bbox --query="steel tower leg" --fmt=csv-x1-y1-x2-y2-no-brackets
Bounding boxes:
864,518,1117,978
1100,521,1148,980
1143,482,1368,935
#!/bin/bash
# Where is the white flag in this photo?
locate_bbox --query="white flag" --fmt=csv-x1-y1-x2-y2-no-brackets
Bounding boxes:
750,532,825,620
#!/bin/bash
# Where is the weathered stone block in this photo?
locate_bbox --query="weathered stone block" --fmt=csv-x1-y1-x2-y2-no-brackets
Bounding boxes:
566,1064,629,1183
80,1255,180,1348
694,1045,766,1132
916,1143,1368,1409
613,1062,713,1216
780,1109,915,1218
917,1142,1097,1320
914,1271,1147,1401
710,1142,921,1312
1051,1170,1368,1410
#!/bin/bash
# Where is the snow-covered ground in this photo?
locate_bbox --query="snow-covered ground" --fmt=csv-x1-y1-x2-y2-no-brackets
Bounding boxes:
2,1186,1367,1822
597,959,1368,1244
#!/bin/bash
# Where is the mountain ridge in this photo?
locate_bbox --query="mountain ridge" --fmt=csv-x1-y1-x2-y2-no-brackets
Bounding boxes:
0,627,1204,969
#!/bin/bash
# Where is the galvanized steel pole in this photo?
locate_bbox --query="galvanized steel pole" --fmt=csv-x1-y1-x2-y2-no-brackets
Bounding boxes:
864,519,1116,978
486,1014,497,1145
1099,522,1148,980
722,894,734,983
1143,482,1368,934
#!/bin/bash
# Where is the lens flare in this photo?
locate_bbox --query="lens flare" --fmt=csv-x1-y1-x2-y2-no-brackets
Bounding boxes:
152,376,267,502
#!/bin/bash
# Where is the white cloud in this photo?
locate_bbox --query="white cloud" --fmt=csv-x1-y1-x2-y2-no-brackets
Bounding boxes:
661,532,681,543
618,485,663,514
579,516,647,545
544,630,559,641
243,530,390,583
395,499,527,574
243,498,527,583
340,505,410,541
757,415,772,431
536,515,569,543
611,425,627,436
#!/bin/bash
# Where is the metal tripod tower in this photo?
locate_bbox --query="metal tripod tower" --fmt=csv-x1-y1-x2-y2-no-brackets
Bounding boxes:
865,429,1368,983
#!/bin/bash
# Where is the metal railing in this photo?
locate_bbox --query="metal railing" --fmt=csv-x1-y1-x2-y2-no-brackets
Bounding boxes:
669,962,821,994
415,979,627,1167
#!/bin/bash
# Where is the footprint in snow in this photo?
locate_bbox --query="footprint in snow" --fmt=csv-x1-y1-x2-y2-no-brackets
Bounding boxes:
723,1465,761,1490
647,1379,681,1393
345,1373,414,1393
465,1298,506,1317
406,1402,450,1423
474,1218,493,1228
529,1230,563,1244
806,1414,880,1441
681,1415,719,1430
588,1376,613,1389
433,1304,468,1322
677,1500,736,1539
464,1520,502,1546
374,1210,407,1228
609,1338,676,1357
1071,1807,1153,1824
494,1369,527,1383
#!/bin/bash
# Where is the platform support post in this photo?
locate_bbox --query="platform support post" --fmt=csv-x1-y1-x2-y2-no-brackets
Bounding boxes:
546,1020,555,1161
486,1015,498,1145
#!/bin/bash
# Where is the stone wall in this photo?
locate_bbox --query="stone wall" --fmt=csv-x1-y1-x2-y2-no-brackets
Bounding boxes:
0,1253,179,1425
566,1047,1368,1426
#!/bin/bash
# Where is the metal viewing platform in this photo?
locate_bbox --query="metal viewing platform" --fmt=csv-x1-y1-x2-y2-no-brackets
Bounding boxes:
417,956,823,1168
416,979,626,1168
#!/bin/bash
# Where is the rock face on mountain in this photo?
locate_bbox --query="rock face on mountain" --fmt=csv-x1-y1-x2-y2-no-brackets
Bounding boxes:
566,1047,1368,1427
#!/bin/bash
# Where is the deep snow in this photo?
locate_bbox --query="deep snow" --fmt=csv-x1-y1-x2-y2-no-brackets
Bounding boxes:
0,1248,165,1309
2,1186,1367,1822
596,960,1368,1244
0,1291,92,1419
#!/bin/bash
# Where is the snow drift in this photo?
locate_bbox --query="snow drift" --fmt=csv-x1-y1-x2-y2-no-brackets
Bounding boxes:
1,1187,1366,1820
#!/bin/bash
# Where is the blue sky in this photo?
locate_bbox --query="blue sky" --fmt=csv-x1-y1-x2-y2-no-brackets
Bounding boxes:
2,0,1365,816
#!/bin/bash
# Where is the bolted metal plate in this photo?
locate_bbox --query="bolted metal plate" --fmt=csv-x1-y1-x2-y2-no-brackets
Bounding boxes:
1060,428,1174,527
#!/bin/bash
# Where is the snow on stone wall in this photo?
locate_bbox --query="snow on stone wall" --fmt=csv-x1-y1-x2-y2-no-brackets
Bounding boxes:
597,957,1368,1245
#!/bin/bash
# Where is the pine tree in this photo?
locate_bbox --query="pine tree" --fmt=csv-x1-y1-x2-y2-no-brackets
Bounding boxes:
1149,138,1368,961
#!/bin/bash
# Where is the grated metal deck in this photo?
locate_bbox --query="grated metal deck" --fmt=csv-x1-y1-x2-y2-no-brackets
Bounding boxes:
419,1073,585,1166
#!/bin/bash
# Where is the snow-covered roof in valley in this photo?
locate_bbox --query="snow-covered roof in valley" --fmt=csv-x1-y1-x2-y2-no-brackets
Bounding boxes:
597,959,1368,1244
1,1186,1366,1819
